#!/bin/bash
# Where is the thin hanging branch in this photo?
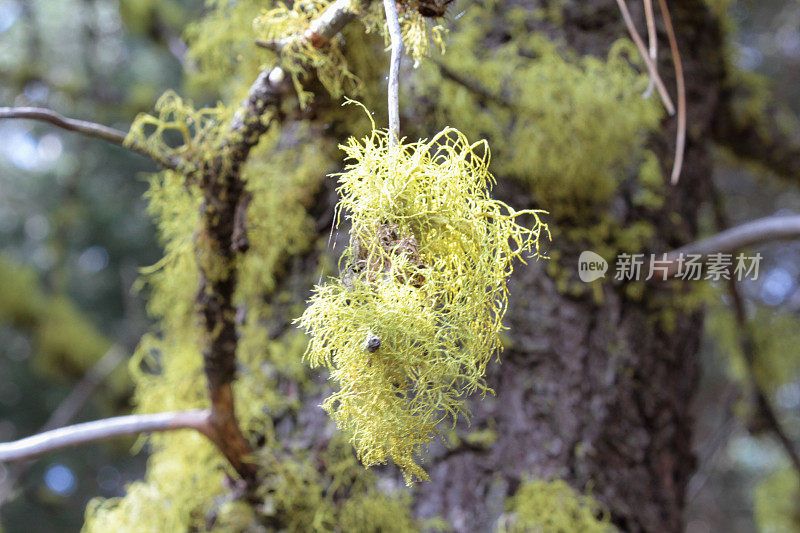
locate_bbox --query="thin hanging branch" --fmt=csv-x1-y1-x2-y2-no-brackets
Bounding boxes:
0,410,212,463
642,0,658,98
0,106,179,169
657,0,686,184
614,0,675,115
382,0,403,146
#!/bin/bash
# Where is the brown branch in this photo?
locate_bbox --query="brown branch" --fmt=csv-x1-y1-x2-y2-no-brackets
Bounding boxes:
660,214,800,276
0,410,212,463
188,0,372,483
0,0,370,483
707,185,800,477
0,107,179,169
433,59,514,109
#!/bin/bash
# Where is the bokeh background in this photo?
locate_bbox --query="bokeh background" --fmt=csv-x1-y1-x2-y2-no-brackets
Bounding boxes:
0,0,798,531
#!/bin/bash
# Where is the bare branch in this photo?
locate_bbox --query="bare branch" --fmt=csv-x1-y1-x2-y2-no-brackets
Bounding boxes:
642,0,658,98
671,214,800,258
648,215,800,277
0,410,212,464
614,0,675,115
0,107,179,169
657,0,686,184
382,0,403,146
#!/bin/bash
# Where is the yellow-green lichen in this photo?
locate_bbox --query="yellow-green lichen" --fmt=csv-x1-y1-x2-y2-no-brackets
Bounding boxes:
183,0,267,100
125,91,234,166
754,467,800,533
411,2,663,215
297,124,549,482
497,479,615,533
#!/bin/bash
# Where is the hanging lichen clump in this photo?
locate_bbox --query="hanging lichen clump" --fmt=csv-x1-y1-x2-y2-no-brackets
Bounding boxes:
298,124,549,482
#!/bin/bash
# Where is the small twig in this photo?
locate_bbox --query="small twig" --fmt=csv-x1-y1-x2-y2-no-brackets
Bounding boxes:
382,0,403,147
0,107,179,169
40,346,126,433
657,0,686,184
432,59,514,108
614,0,675,115
642,0,658,98
0,410,213,463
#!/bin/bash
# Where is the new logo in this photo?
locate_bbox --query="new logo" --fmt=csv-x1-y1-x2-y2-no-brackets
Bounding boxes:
578,251,608,282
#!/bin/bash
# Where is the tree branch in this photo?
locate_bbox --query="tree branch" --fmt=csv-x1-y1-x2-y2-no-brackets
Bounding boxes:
382,0,402,146
707,185,800,477
432,59,514,109
0,410,212,463
660,214,800,276
188,0,373,483
0,107,179,169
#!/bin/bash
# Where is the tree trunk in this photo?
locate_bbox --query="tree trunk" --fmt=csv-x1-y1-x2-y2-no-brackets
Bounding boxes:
404,1,726,531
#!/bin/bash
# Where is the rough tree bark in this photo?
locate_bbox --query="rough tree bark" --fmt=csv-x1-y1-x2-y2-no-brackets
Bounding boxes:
404,1,726,531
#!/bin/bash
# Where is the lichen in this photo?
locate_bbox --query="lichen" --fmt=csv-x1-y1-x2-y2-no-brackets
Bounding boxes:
297,123,548,482
497,479,615,533
754,467,800,533
125,90,234,167
409,0,663,220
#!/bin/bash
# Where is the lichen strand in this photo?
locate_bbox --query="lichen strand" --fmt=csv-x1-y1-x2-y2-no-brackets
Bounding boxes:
124,91,233,168
497,479,616,533
183,0,267,100
298,126,549,483
410,3,663,215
